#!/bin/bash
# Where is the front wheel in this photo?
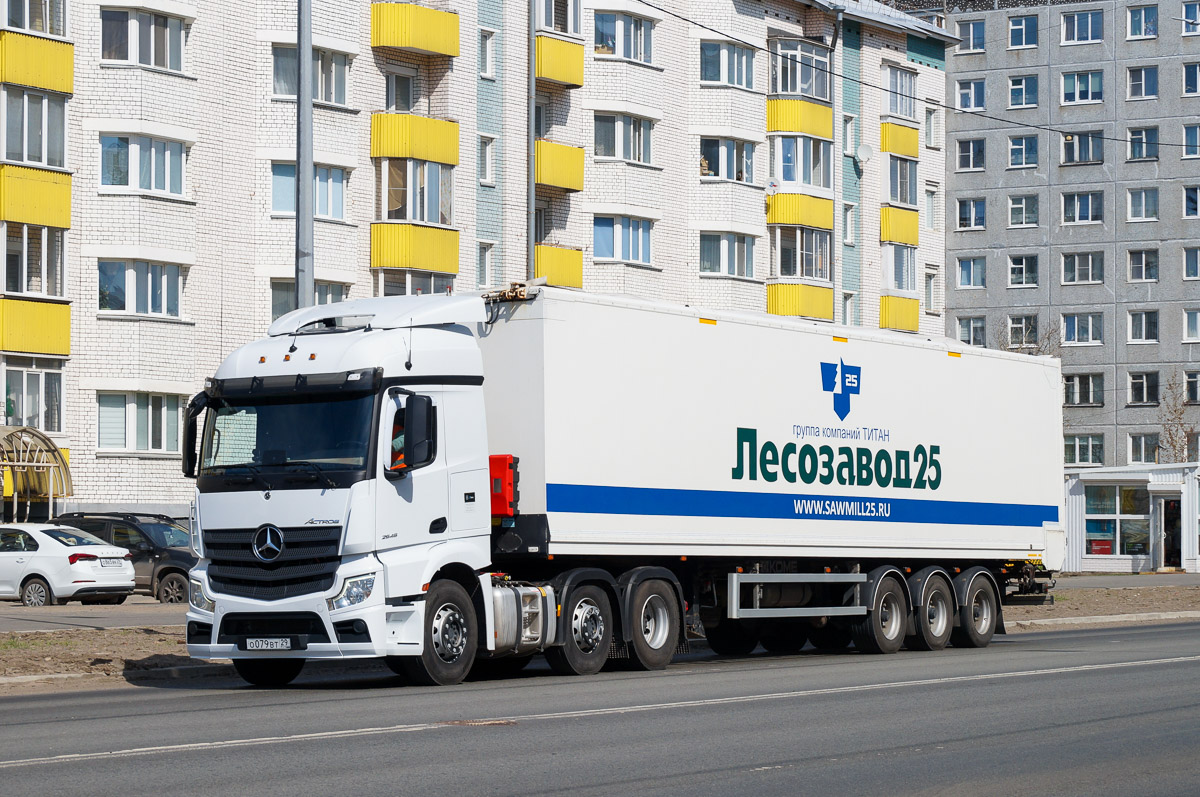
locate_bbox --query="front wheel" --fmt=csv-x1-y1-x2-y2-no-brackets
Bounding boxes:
400,579,478,686
233,658,305,687
21,578,52,607
629,580,679,670
157,573,189,604
545,585,613,676
951,577,998,649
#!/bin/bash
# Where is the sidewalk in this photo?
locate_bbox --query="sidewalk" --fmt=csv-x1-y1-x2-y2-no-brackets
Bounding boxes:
1054,573,1200,590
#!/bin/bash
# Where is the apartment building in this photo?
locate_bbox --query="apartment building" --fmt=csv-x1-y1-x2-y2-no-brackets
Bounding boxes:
932,1,1200,475
2,0,951,517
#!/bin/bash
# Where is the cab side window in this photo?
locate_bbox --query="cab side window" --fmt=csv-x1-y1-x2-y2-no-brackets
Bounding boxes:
389,406,406,470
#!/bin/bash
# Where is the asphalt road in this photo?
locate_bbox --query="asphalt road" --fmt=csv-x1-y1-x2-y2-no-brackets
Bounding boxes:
0,596,184,632
1,623,1198,796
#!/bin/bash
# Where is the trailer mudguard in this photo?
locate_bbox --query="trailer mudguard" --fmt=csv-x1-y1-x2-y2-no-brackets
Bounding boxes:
549,568,622,644
615,566,687,644
952,566,1006,635
858,565,913,622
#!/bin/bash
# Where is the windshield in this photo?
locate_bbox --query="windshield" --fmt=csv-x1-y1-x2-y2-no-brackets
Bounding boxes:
140,520,190,548
199,392,375,475
44,528,106,546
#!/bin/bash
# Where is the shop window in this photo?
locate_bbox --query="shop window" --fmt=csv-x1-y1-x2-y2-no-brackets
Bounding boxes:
1084,485,1149,555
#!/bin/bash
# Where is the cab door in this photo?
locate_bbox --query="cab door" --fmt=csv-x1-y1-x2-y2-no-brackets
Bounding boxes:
112,523,153,589
376,390,449,552
0,530,36,596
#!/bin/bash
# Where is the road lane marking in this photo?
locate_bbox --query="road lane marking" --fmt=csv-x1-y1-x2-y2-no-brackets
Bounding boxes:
2,653,1198,770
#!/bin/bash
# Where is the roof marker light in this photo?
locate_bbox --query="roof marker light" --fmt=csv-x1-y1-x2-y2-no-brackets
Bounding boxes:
833,336,848,343
259,357,266,364
309,353,317,360
283,354,291,361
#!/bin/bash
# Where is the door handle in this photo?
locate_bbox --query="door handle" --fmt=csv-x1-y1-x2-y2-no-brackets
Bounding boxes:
429,517,448,535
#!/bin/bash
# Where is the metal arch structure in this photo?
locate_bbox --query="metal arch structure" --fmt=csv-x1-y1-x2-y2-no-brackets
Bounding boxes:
0,426,73,522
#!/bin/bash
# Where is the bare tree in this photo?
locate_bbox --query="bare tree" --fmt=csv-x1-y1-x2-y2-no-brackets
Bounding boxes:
1157,373,1199,464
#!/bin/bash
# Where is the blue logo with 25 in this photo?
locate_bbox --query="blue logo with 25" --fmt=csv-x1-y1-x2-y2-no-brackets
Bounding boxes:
820,359,860,421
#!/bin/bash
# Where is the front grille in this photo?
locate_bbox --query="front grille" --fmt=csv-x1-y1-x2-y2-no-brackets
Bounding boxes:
217,612,331,644
204,525,342,601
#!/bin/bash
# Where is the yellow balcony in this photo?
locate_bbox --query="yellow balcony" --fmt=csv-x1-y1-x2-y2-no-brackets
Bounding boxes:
766,99,833,139
0,297,70,356
0,165,71,228
534,244,582,288
880,206,919,246
371,222,459,273
370,2,459,56
370,113,459,165
880,122,919,158
0,31,73,94
880,295,919,333
766,194,834,229
535,139,584,192
535,33,584,87
767,283,833,321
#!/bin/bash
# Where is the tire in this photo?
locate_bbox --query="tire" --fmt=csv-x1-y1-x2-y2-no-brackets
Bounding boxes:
108,595,128,605
807,621,852,651
233,658,305,687
907,577,954,652
704,619,759,656
628,580,679,670
545,585,614,676
951,576,999,649
467,655,533,680
759,620,810,654
849,576,907,655
21,577,52,607
157,573,189,604
399,579,478,686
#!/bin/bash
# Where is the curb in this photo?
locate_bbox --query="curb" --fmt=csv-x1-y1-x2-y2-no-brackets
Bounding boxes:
1007,610,1200,631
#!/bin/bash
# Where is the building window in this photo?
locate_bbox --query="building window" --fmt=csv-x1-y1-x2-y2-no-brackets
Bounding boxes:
97,260,182,317
1064,252,1103,284
699,42,754,89
1062,10,1104,43
376,159,451,225
924,108,938,148
99,135,186,196
381,271,453,297
1129,249,1159,281
924,269,939,314
1009,195,1039,227
478,29,494,77
957,139,984,170
271,163,346,220
537,0,580,35
96,392,181,453
772,136,830,189
842,204,855,245
1129,5,1158,38
1065,374,1104,406
100,9,184,71
1187,310,1200,341
924,187,938,229
1128,188,1159,221
957,256,986,288
1009,135,1038,167
1010,15,1037,48
1185,2,1200,34
1186,64,1200,95
1129,311,1159,343
887,66,916,119
1010,255,1038,286
1063,191,1103,223
269,279,345,321
594,114,652,164
958,317,985,347
594,216,652,266
884,244,916,292
1009,75,1038,108
700,138,755,183
1188,371,1200,401
478,134,495,184
889,156,917,206
1008,315,1038,347
1063,131,1103,164
770,40,829,100
1188,248,1200,278
1128,127,1159,161
271,45,348,106
1186,125,1200,157
779,227,831,281
1063,71,1103,103
3,357,63,432
957,198,986,230
1129,372,1160,403
699,233,755,278
957,79,985,110
843,115,856,155
386,71,414,113
476,242,495,288
3,87,66,168
957,20,985,52
1064,312,1103,344
1066,436,1104,466
3,222,65,297
1185,186,1200,217
594,12,653,63
1129,435,1159,464
1087,487,1148,563
1128,66,1158,99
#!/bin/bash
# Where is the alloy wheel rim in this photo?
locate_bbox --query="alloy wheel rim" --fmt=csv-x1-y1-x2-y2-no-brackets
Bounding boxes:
26,583,46,606
572,598,605,653
431,602,467,664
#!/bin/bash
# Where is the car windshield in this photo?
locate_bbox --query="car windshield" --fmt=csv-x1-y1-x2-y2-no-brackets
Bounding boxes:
139,521,190,548
199,392,375,475
43,528,106,546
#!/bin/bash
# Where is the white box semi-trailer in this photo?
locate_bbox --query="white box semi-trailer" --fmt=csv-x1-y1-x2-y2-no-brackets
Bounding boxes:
184,286,1065,687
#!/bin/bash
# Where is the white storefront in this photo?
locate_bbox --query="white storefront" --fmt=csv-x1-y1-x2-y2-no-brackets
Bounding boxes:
1064,465,1200,574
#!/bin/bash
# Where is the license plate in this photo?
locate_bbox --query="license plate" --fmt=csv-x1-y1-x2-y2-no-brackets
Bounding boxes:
245,638,291,650
100,558,123,567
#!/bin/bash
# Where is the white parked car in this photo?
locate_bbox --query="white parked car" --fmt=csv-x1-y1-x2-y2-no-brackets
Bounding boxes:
0,524,135,606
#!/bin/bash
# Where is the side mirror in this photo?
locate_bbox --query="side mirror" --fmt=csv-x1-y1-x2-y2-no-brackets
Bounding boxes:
183,391,209,478
136,541,153,553
403,394,436,470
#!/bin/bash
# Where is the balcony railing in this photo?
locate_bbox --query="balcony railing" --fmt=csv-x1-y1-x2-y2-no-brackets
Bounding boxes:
535,33,584,87
766,282,833,321
0,30,73,94
370,113,459,164
371,222,459,273
534,139,584,192
534,244,582,288
370,2,460,57
0,296,70,356
0,165,71,229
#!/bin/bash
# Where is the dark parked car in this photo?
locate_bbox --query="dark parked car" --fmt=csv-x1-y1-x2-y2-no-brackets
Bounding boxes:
53,513,196,603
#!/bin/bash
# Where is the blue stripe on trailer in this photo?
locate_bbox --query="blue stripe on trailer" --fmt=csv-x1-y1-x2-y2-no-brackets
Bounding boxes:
546,484,1059,527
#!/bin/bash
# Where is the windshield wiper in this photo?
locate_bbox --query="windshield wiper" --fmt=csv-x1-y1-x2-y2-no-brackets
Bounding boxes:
280,460,337,489
222,464,274,491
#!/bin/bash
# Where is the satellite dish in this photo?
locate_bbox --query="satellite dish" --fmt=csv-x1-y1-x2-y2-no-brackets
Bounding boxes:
855,143,874,164
765,179,780,196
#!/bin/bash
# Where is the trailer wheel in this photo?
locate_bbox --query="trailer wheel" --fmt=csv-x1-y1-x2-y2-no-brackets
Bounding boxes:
759,620,809,654
704,619,758,656
400,579,478,686
546,585,613,676
849,576,907,654
629,580,679,670
807,621,852,651
907,577,954,652
233,658,305,687
951,577,998,649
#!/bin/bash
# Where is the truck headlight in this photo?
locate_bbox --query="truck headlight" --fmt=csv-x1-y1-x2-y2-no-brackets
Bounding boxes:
327,575,375,611
189,578,214,613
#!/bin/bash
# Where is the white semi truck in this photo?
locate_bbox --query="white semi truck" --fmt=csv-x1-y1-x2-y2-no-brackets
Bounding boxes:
183,286,1065,686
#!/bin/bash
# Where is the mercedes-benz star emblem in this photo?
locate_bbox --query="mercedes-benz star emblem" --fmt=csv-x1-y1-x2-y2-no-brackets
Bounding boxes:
252,525,285,562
